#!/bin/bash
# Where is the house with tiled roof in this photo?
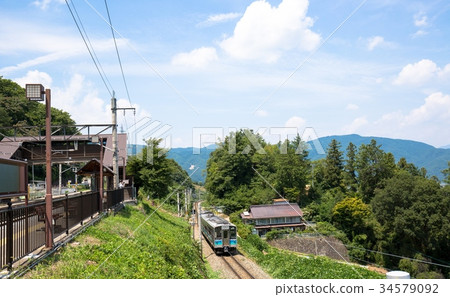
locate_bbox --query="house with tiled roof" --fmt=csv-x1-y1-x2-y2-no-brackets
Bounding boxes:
240,200,306,236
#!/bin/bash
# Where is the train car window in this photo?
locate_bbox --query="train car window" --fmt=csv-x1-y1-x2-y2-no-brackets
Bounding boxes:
230,227,236,238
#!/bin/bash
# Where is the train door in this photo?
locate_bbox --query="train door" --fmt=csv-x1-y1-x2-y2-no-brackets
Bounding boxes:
222,226,229,248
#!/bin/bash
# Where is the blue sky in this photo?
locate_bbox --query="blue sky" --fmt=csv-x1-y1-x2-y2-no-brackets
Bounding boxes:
1,0,450,148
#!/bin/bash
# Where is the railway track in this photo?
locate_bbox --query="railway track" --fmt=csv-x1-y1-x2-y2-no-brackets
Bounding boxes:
221,252,255,279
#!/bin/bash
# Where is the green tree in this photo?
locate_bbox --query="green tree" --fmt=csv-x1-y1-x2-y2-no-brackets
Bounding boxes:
343,142,358,192
332,197,370,238
205,130,310,213
323,139,344,190
356,139,396,202
205,129,264,199
273,136,309,202
397,157,426,177
442,161,450,185
127,138,176,199
372,171,450,267
0,76,77,136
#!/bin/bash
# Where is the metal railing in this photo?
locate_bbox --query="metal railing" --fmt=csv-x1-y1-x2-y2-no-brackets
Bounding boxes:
0,187,131,270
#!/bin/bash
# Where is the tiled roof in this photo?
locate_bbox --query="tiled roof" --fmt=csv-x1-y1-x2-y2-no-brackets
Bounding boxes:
242,203,303,219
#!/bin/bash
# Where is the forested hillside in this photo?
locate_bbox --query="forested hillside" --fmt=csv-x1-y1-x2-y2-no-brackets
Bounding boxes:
308,134,450,181
0,77,77,136
167,134,450,183
205,129,450,278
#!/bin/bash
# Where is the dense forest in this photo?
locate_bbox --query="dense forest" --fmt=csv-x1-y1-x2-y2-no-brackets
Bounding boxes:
205,129,450,278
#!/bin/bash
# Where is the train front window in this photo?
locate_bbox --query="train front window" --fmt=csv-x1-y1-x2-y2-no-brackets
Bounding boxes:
215,227,221,238
223,230,228,239
230,227,236,238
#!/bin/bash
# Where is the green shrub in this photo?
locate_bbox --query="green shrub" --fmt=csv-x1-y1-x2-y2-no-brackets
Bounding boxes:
266,229,290,241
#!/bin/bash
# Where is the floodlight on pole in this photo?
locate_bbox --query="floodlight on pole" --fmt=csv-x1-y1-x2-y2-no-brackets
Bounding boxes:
25,83,53,248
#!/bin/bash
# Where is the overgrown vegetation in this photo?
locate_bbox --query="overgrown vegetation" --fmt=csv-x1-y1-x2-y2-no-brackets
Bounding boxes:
207,129,450,278
238,234,384,279
23,201,210,279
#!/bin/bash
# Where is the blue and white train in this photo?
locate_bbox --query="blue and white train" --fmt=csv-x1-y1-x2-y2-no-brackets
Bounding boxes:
200,211,237,254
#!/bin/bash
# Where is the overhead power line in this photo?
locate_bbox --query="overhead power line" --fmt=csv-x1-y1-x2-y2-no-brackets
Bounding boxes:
65,0,113,98
345,244,450,270
104,0,133,108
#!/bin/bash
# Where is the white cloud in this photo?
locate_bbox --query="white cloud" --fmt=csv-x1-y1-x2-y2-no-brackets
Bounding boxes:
404,92,450,125
367,36,384,51
366,36,395,51
199,13,242,27
220,0,321,63
13,70,53,89
412,29,428,38
285,116,306,128
346,103,359,111
255,110,269,117
32,0,65,11
412,12,429,38
171,47,218,68
13,72,149,131
347,93,450,147
342,116,368,134
0,16,126,74
414,13,428,27
394,59,438,86
394,59,450,86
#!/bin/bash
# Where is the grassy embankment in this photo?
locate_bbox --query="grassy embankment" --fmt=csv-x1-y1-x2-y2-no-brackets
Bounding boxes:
24,201,211,279
238,235,384,279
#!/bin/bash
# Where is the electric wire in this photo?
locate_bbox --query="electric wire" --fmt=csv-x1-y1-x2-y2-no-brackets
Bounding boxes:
64,0,113,98
344,244,450,270
83,0,199,115
104,0,133,108
70,0,114,94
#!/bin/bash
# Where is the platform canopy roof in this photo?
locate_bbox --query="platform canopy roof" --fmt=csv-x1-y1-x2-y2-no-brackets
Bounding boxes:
76,158,114,176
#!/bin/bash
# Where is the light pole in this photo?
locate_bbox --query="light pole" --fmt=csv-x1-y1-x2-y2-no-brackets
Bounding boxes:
26,84,53,248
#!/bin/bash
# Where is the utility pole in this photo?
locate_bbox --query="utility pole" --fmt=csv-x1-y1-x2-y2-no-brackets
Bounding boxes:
185,189,188,216
198,201,202,258
58,163,62,196
111,94,119,189
177,192,180,217
44,88,53,248
111,94,135,189
99,137,104,212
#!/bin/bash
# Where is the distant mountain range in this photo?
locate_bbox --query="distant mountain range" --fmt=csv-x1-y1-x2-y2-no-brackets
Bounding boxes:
128,135,450,183
127,144,213,183
307,134,449,181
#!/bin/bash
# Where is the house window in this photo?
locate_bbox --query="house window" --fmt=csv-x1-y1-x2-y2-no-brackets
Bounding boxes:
286,217,301,223
270,217,285,224
256,219,269,225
